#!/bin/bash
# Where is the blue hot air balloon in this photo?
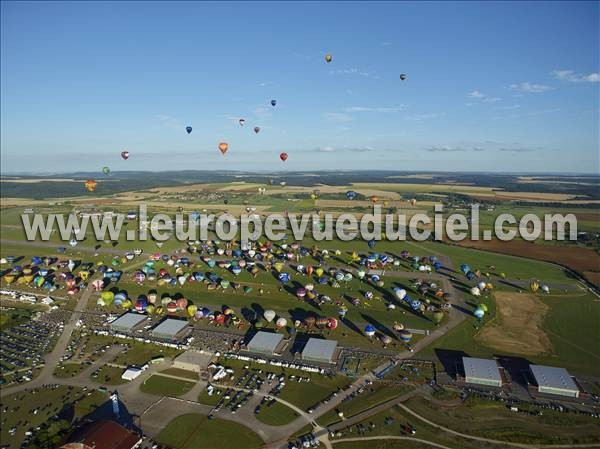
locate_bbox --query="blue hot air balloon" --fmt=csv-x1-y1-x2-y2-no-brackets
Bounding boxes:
270,100,277,107
364,324,376,337
346,190,357,200
278,272,290,283
368,239,376,249
186,126,192,134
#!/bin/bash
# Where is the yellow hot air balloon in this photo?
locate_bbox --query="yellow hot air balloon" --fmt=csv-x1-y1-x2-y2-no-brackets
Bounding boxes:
530,281,540,293
84,179,98,192
315,267,324,277
325,54,332,63
187,304,198,317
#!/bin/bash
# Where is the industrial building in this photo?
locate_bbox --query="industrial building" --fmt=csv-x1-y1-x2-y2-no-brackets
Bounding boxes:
172,350,211,373
530,365,580,398
109,312,147,334
246,331,284,355
301,338,339,364
462,357,502,387
150,318,190,341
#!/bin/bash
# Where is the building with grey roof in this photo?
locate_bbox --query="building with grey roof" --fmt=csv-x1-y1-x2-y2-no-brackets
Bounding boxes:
301,338,338,364
246,331,284,355
150,318,190,341
462,357,502,387
109,313,147,334
530,365,579,398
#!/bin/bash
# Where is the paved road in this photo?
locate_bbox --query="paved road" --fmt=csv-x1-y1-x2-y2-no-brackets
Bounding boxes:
332,435,454,449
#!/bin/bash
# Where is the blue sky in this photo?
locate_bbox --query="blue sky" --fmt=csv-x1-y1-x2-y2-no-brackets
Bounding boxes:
1,1,598,174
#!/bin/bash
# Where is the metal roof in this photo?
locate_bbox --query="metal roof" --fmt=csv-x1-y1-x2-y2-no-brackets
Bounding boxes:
247,331,283,354
150,318,189,337
530,365,578,391
462,357,501,382
302,338,338,363
109,312,146,331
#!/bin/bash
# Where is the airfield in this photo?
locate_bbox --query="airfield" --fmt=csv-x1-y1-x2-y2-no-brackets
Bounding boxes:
1,172,600,449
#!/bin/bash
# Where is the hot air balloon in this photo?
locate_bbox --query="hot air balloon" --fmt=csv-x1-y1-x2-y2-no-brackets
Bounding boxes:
186,126,192,134
167,302,178,313
84,179,97,192
395,288,407,301
296,287,307,299
346,190,357,200
264,309,276,323
102,166,110,175
399,329,413,342
327,317,338,330
325,54,333,63
432,310,444,325
254,126,260,134
121,151,130,160
276,317,287,329
479,303,488,312
470,286,481,297
271,100,277,107
219,142,229,155
541,284,550,293
474,307,485,320
368,239,376,249
239,118,245,126
280,152,288,162
393,322,404,332
176,297,188,310
530,281,540,293
381,335,392,346
399,74,407,81
364,325,376,338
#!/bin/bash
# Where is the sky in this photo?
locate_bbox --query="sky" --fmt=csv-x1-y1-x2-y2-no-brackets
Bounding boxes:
1,1,598,174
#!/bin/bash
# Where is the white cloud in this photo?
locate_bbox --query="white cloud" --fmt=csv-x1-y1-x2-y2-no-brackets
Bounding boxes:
508,82,554,93
322,112,354,123
381,41,392,46
494,104,521,110
343,105,406,113
156,114,181,130
482,97,501,103
404,112,445,121
468,90,486,98
312,145,375,153
552,69,600,83
253,106,272,120
330,68,375,78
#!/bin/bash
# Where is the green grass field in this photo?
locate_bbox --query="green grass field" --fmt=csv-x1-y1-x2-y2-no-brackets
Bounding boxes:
317,384,414,427
91,364,128,385
256,401,299,426
53,362,86,378
403,395,600,445
160,367,200,380
139,374,195,397
156,413,264,449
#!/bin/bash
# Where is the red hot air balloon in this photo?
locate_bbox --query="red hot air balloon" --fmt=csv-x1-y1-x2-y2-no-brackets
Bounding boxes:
280,152,288,162
121,151,130,160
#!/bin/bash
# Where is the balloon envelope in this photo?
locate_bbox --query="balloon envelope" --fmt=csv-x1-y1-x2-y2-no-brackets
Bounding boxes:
186,126,192,134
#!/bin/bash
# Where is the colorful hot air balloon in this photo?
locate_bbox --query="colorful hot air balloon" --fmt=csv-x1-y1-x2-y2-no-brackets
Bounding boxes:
121,151,129,160
364,324,376,338
84,179,97,192
399,329,413,342
276,317,287,329
530,281,540,293
239,118,245,126
102,166,110,175
186,126,192,134
219,142,229,155
327,317,338,330
280,152,288,162
325,54,333,63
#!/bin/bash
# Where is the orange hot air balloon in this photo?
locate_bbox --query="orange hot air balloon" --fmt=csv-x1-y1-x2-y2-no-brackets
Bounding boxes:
85,179,98,192
219,143,229,155
280,152,288,161
306,265,314,276
371,196,379,204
